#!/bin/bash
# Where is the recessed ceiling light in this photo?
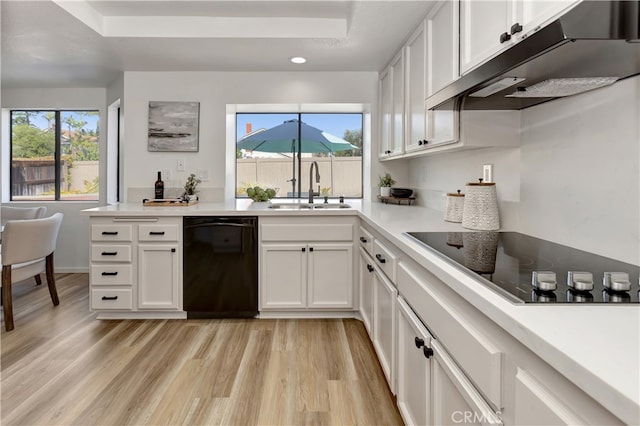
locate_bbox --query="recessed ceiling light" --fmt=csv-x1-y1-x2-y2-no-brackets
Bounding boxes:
290,57,306,64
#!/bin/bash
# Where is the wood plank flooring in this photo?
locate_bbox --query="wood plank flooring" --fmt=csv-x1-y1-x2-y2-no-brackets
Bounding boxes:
1,274,403,425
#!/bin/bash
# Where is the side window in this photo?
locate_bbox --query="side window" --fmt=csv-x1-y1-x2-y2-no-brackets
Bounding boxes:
10,110,100,201
235,113,363,198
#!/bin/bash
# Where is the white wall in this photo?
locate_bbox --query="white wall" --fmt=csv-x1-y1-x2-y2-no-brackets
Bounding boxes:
1,87,108,271
122,71,378,202
407,76,639,264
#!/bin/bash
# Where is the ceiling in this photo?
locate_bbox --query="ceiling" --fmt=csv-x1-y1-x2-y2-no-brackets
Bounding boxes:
1,0,434,89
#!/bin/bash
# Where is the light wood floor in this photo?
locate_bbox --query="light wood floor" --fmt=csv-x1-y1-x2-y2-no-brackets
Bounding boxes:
1,274,403,425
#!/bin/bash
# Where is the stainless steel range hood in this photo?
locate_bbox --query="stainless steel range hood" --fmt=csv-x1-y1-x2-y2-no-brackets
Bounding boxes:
426,1,640,111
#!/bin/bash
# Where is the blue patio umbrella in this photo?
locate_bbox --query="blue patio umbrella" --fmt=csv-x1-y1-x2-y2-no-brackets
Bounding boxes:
237,119,358,195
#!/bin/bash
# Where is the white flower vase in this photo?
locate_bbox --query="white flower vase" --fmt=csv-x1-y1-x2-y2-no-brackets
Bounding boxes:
380,187,391,197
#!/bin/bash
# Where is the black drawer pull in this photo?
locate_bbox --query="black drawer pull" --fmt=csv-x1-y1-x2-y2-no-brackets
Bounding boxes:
101,296,118,300
359,237,367,243
101,272,118,276
375,254,386,264
302,247,306,252
499,31,511,43
415,337,425,348
101,251,118,256
367,264,374,273
309,247,314,252
149,231,165,235
423,346,434,358
101,231,118,235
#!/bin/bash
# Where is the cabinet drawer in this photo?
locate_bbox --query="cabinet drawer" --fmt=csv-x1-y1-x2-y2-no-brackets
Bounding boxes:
91,224,133,242
138,224,179,242
373,239,399,283
398,262,503,410
358,227,374,255
261,224,353,242
90,264,133,285
91,245,132,262
91,288,132,310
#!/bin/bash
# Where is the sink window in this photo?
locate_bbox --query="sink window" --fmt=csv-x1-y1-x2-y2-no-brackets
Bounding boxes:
235,112,363,199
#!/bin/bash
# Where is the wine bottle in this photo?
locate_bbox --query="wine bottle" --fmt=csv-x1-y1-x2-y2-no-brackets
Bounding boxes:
154,171,164,200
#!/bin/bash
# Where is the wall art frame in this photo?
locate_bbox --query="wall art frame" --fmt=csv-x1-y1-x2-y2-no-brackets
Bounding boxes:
148,101,200,152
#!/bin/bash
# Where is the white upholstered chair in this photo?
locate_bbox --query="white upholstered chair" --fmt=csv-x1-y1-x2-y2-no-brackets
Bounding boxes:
1,205,47,226
1,205,48,285
1,213,64,331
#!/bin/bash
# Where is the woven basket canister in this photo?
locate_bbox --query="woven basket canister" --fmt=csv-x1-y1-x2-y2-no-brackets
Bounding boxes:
461,179,500,231
444,190,465,223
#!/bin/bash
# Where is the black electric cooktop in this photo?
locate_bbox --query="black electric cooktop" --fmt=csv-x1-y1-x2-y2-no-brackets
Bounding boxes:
405,232,640,304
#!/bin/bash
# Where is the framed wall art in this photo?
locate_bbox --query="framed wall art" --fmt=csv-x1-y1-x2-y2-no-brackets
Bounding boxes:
148,101,200,152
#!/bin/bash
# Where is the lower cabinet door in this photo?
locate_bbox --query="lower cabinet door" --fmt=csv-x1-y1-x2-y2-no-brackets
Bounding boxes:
431,339,503,426
373,269,397,393
260,243,307,309
359,249,375,336
138,244,179,310
397,296,431,426
307,243,353,308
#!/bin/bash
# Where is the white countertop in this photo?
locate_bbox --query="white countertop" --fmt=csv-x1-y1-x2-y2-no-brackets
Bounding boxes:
82,199,639,423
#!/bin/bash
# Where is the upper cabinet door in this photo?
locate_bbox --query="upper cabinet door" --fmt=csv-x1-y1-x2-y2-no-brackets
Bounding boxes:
460,0,514,74
516,0,581,40
427,0,460,96
378,67,392,158
405,20,428,153
390,50,405,157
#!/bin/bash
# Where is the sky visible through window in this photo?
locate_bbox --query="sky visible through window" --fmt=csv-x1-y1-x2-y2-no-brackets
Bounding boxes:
236,113,361,140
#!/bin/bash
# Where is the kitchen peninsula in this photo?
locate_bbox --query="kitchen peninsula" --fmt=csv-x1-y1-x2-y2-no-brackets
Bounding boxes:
82,200,640,425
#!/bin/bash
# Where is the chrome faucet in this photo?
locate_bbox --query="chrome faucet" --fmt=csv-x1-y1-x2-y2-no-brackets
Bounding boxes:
308,161,320,203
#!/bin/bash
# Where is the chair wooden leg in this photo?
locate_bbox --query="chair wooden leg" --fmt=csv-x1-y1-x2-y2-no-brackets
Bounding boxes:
2,266,14,331
46,253,59,306
35,274,42,286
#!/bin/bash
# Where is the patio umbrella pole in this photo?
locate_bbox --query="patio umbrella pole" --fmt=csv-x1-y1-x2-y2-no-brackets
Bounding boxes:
297,114,302,198
290,139,296,196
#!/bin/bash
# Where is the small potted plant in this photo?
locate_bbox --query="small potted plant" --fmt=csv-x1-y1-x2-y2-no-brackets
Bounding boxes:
378,173,395,197
183,173,201,201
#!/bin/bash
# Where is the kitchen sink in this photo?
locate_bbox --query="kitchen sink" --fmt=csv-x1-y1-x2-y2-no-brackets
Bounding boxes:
267,202,352,210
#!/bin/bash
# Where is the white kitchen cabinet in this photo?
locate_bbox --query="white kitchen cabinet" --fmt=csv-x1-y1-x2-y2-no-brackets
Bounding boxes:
359,248,375,337
379,51,405,159
138,244,179,309
513,368,587,425
427,0,459,96
397,296,431,426
397,295,502,426
460,0,581,74
404,20,429,153
373,267,397,393
259,216,357,312
89,216,183,315
261,243,307,309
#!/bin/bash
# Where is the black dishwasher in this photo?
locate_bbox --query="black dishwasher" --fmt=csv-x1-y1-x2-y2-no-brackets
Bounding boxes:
183,216,258,318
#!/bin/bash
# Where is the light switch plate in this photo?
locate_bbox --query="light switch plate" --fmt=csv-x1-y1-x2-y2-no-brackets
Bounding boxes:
483,164,493,182
176,159,186,171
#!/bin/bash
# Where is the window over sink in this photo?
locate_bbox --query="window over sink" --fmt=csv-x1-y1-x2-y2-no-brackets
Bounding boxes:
235,111,363,199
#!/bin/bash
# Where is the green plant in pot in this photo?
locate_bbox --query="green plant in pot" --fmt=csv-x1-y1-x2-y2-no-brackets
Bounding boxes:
183,173,201,201
378,173,395,197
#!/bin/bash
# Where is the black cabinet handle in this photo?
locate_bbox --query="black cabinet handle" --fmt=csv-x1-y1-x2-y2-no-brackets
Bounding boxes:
101,231,118,235
101,296,118,300
499,31,511,43
375,254,386,264
171,248,176,253
423,346,434,358
385,150,391,154
309,247,314,252
415,337,425,348
101,272,118,276
360,237,367,243
418,140,429,146
367,264,374,273
510,22,523,35
418,140,423,146
302,247,306,252
101,251,118,256
149,231,165,235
